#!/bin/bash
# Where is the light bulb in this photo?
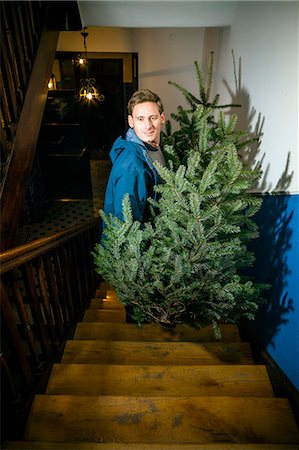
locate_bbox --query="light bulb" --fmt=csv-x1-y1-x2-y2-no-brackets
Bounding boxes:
86,92,93,100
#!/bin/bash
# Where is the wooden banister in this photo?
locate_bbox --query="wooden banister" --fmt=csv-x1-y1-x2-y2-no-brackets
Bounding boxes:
0,218,99,274
1,218,101,441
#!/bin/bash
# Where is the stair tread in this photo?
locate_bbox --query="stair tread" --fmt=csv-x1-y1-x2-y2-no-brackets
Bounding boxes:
83,309,126,323
61,340,254,365
11,280,298,447
24,394,299,444
46,363,274,397
74,322,241,342
5,442,299,449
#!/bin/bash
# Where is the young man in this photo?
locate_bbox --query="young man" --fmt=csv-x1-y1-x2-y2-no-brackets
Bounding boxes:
103,89,166,222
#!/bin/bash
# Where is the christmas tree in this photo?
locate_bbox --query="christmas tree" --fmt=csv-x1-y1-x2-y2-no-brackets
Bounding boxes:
93,54,264,338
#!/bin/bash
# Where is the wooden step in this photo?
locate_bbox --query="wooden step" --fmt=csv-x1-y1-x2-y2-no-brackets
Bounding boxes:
74,322,241,342
61,340,254,365
83,309,126,323
5,442,299,449
46,363,274,397
24,394,299,444
89,298,125,310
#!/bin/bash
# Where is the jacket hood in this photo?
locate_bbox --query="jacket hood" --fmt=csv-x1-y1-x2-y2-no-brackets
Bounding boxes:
109,128,147,164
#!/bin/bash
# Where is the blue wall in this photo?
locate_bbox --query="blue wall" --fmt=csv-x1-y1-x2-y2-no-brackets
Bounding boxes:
248,193,299,390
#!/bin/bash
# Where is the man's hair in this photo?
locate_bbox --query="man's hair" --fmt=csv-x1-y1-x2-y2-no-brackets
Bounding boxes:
128,89,164,115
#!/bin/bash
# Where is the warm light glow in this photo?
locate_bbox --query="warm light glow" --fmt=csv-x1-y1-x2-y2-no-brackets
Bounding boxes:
48,74,56,90
79,77,105,102
79,58,84,65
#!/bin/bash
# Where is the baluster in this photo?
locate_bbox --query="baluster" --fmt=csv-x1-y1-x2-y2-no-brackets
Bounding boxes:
0,278,33,386
15,2,32,74
27,2,39,46
1,4,22,107
11,270,41,371
65,241,77,317
78,233,89,304
70,238,84,311
85,229,94,297
29,1,45,45
91,222,100,291
21,2,34,62
52,248,69,326
1,352,21,404
64,241,79,315
36,258,58,348
43,253,64,338
86,227,97,297
59,246,75,321
0,72,15,142
85,228,96,304
29,0,44,36
0,125,10,182
5,2,27,91
22,262,52,357
0,39,18,123
84,229,94,299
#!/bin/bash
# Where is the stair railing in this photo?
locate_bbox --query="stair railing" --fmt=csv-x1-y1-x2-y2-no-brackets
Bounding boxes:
0,0,60,251
0,1,46,158
0,1,82,252
0,217,101,439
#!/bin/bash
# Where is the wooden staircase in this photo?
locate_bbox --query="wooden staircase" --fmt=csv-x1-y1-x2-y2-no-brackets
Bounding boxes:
5,283,299,449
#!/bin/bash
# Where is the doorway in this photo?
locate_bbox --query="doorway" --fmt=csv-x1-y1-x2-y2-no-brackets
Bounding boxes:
77,58,125,152
37,52,138,202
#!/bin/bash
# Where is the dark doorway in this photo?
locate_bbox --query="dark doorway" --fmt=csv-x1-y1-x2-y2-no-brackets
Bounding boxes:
78,58,126,152
37,53,138,201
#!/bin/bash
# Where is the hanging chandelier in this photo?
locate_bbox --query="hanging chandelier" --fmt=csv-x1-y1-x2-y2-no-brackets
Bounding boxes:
47,74,57,90
78,28,104,102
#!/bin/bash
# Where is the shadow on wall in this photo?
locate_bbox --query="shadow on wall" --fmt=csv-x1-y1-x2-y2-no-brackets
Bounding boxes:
223,51,295,352
223,51,294,193
248,194,295,349
223,51,265,189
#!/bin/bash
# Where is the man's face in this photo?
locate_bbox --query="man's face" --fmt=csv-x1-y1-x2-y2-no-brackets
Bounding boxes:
128,101,165,148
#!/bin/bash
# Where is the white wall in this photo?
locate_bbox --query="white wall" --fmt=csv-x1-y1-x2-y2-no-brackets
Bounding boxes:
58,1,298,193
57,27,135,53
131,28,205,123
214,1,298,194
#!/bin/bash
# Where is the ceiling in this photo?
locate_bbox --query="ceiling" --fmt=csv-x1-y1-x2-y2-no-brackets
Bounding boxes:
77,1,238,28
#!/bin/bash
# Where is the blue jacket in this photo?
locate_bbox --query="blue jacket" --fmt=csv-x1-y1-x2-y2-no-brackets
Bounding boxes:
103,129,162,222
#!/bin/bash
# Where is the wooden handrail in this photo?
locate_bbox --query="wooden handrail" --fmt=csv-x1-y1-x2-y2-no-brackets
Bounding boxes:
1,217,101,441
0,218,100,274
